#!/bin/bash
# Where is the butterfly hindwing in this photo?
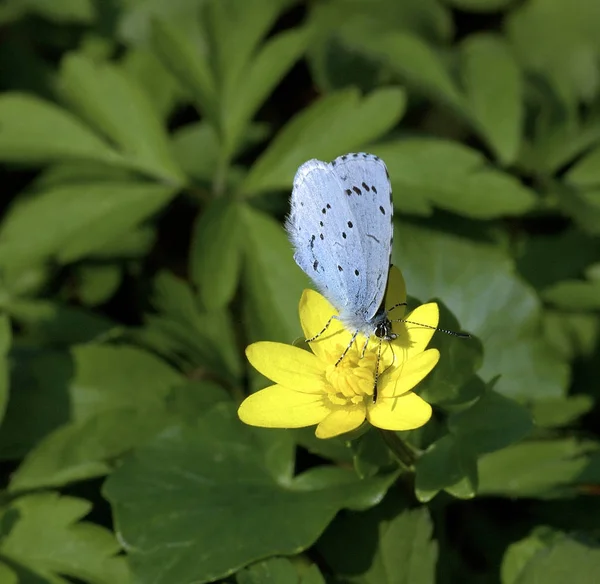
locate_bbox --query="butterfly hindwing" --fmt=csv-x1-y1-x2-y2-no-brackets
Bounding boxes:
329,153,393,325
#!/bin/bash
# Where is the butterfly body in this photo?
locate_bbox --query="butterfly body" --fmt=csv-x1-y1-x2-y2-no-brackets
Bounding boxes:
286,152,394,342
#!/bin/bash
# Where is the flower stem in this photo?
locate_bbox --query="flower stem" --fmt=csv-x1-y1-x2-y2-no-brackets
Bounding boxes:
379,430,417,469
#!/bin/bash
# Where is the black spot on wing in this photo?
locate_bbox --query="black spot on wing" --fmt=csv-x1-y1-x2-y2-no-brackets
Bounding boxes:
345,189,352,196
352,186,361,195
362,182,370,192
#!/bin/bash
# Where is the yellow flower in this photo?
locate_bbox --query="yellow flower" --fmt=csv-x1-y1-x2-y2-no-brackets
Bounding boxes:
238,267,440,439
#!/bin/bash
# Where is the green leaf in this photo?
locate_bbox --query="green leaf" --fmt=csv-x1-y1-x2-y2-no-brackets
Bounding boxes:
206,0,295,102
0,181,178,269
318,498,437,584
5,344,184,490
170,120,269,184
0,315,11,428
361,32,464,110
0,349,72,459
224,27,308,158
477,439,594,498
5,301,114,346
190,200,244,310
0,564,16,584
393,223,569,400
0,93,120,166
371,139,537,218
352,429,395,479
531,395,594,428
75,264,122,306
8,405,174,492
506,531,600,584
139,271,243,381
104,403,396,584
150,17,217,122
502,526,560,584
241,206,309,343
443,0,514,12
526,102,600,175
448,388,533,454
69,343,184,422
18,0,95,23
565,144,600,188
119,0,207,46
416,303,483,407
170,121,220,182
506,0,600,106
58,53,184,184
542,279,600,310
236,557,321,584
0,493,130,584
242,87,406,196
300,565,326,584
460,34,523,165
306,0,453,92
517,229,600,291
414,434,478,502
543,310,599,360
120,48,182,119
556,184,600,236
33,159,138,189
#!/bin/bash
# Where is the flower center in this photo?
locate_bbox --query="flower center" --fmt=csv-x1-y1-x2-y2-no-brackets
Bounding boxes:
324,349,378,406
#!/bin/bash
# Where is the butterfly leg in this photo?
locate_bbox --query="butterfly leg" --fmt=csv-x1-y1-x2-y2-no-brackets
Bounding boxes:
373,341,396,403
335,329,359,366
305,314,341,342
360,337,369,359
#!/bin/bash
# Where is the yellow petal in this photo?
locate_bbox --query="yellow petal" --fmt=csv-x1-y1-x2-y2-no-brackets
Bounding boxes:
315,405,367,439
385,265,407,318
238,385,330,428
367,391,432,431
298,289,352,362
379,349,440,398
392,303,439,359
246,342,327,393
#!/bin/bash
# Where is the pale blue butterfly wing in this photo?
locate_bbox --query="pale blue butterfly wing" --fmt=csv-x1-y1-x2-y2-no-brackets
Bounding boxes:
286,153,393,338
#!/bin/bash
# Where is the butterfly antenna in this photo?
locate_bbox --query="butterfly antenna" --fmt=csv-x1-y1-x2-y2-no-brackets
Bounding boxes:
391,318,470,338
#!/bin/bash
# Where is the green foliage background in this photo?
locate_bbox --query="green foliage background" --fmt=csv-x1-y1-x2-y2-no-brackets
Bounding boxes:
0,0,599,582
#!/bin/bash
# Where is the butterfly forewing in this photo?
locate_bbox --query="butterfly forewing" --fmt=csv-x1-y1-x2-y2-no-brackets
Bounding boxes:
286,159,369,316
287,153,393,337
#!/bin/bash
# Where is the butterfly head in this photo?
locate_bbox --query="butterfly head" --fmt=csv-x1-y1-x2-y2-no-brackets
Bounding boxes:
374,318,397,342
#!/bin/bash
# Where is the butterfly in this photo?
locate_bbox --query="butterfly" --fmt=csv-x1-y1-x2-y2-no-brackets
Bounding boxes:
286,153,468,399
